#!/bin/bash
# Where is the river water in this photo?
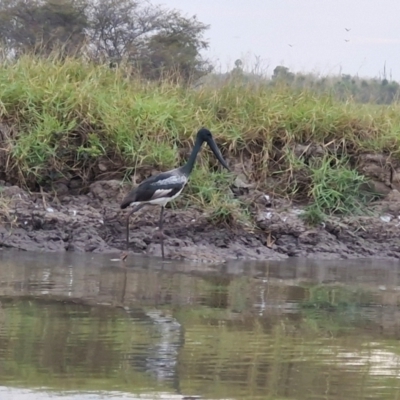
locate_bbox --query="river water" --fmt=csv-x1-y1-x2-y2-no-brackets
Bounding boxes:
0,250,400,399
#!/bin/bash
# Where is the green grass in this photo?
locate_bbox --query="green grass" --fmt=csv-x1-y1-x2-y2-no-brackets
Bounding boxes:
0,54,399,225
299,156,371,224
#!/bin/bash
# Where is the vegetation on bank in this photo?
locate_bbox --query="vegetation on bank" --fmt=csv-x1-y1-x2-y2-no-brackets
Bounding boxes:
0,56,400,225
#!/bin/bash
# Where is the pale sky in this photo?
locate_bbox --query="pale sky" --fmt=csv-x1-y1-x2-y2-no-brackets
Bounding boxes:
161,0,400,80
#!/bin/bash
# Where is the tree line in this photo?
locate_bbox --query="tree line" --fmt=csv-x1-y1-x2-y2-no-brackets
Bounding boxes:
201,63,400,105
271,65,400,105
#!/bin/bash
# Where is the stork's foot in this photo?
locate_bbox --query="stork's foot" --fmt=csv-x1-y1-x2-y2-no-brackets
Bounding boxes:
120,251,128,262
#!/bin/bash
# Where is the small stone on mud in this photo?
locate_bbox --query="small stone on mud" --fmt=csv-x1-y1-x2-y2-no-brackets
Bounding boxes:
98,162,108,172
256,211,273,222
263,194,272,207
380,215,392,223
153,230,167,240
234,175,253,189
291,208,304,215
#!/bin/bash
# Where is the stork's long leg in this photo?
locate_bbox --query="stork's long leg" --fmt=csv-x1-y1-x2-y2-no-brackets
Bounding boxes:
159,206,165,259
126,204,146,250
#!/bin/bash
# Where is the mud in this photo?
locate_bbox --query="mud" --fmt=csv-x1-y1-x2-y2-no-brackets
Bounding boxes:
1,178,400,263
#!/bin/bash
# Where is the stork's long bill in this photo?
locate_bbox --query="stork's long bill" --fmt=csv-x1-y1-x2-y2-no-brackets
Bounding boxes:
206,137,230,171
179,131,230,177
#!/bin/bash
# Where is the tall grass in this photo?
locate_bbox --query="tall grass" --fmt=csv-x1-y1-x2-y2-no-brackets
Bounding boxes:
0,55,399,224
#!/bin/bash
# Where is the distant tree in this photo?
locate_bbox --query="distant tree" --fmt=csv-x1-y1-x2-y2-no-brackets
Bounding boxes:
85,0,211,80
234,59,243,69
272,65,294,82
230,59,243,78
0,0,88,56
378,81,399,104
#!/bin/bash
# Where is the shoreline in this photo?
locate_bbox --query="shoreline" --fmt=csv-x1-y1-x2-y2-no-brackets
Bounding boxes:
1,180,400,263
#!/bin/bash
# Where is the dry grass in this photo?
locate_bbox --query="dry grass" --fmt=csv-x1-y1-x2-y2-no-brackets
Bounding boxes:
0,192,13,225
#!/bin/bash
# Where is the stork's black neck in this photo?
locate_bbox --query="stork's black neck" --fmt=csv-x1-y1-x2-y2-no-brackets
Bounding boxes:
179,137,204,176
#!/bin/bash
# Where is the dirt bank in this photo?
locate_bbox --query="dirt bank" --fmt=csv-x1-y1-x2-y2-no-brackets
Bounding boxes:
1,179,400,263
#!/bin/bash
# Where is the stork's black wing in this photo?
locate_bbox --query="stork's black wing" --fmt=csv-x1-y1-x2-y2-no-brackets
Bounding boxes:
120,171,187,209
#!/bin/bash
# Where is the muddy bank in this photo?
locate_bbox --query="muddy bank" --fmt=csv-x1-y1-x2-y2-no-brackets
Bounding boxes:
1,179,400,263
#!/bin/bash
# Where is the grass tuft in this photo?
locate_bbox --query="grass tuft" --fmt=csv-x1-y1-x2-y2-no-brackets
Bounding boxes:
301,156,369,225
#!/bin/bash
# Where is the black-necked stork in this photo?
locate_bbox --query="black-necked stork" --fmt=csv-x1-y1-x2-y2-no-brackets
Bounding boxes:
120,127,230,258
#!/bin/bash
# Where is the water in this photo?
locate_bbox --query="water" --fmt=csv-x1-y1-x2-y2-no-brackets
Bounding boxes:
0,251,400,400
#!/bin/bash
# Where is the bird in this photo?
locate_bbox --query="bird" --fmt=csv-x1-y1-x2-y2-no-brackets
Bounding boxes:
120,128,230,259
345,28,351,32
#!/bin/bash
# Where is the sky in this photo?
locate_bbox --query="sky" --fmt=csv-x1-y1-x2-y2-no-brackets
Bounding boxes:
160,0,400,80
